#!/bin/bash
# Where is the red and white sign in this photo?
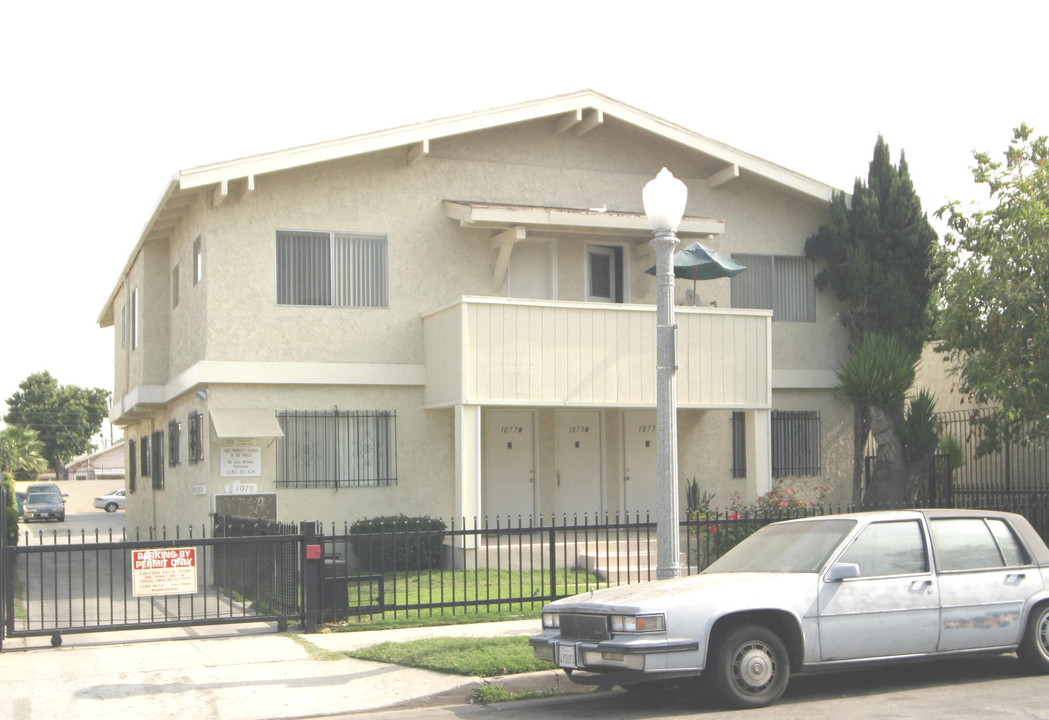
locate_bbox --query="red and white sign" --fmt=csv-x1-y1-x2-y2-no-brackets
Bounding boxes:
131,547,198,597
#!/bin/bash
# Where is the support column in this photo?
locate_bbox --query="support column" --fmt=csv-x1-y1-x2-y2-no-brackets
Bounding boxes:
454,404,481,548
746,409,772,499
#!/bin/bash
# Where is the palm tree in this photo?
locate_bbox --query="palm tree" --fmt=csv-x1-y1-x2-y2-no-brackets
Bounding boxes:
0,425,49,480
836,334,940,506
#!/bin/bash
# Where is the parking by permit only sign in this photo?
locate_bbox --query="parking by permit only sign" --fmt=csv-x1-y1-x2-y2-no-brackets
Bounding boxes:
131,548,198,597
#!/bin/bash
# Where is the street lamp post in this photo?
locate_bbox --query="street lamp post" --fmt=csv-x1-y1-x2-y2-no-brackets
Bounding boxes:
643,168,687,580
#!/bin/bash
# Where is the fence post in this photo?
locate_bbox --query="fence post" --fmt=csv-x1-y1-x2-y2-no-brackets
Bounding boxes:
0,483,5,651
548,522,557,601
301,522,320,633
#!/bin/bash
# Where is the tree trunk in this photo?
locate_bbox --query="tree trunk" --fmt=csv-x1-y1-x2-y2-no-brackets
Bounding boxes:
852,405,870,505
863,405,909,507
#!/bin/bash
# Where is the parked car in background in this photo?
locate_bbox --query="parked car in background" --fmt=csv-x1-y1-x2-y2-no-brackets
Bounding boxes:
93,489,126,513
23,492,66,522
27,483,67,503
531,509,1049,709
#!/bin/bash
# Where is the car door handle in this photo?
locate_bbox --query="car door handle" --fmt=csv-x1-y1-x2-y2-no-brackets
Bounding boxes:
1006,573,1027,585
910,580,934,593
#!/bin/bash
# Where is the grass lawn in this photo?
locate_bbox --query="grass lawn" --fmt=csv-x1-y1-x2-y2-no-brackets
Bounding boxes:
346,636,555,677
329,568,600,630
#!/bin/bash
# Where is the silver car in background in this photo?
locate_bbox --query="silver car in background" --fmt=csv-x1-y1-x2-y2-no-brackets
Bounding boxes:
531,509,1049,708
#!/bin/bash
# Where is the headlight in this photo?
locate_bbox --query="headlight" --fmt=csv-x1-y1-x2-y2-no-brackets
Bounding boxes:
542,612,560,629
610,614,665,633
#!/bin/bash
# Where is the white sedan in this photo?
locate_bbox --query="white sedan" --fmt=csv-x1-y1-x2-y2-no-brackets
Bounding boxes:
531,509,1049,709
93,489,126,512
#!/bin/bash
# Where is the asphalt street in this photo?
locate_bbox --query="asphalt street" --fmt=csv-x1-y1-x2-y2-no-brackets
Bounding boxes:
353,655,1049,720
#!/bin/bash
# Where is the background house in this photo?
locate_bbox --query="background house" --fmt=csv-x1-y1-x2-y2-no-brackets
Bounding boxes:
64,440,125,480
97,91,852,532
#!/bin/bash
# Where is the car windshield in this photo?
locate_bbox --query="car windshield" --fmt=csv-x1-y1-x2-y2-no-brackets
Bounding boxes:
703,518,857,573
28,493,62,504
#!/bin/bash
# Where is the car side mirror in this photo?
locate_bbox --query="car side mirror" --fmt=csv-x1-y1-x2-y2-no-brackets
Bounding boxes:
826,563,861,582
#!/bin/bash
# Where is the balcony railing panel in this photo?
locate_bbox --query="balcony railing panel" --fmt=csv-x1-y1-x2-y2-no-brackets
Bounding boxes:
423,297,771,409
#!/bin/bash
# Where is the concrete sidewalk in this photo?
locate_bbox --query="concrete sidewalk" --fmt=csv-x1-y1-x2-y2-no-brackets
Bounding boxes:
0,619,591,720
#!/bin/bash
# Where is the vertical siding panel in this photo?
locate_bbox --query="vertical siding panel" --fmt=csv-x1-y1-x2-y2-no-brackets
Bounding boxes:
474,303,490,403
529,305,542,401
503,304,517,401
542,306,557,402
618,310,631,403
712,315,725,405
554,308,568,401
488,303,503,403
642,311,655,404
678,312,692,406
629,311,643,404
591,310,605,403
515,305,530,400
567,308,581,403
605,310,618,402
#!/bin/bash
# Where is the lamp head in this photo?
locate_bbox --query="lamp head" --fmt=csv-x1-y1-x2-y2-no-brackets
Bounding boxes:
643,168,688,232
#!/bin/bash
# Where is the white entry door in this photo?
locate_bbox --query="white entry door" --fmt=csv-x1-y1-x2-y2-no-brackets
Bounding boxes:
555,410,603,519
508,240,555,300
484,410,536,519
622,410,657,519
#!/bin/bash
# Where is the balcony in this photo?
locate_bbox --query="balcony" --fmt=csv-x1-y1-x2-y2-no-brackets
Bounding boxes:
422,296,771,409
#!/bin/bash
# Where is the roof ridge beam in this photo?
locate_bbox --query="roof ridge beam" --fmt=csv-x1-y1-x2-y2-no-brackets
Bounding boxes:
708,164,740,189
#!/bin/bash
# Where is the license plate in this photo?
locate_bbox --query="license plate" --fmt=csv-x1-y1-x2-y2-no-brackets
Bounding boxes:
558,644,577,668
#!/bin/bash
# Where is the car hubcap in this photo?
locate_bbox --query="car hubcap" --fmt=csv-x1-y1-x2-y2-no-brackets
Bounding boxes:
733,641,776,693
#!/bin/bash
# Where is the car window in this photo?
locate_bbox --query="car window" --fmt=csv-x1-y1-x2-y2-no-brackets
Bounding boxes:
704,519,856,573
986,519,1030,566
929,518,1007,571
28,493,62,504
836,520,928,577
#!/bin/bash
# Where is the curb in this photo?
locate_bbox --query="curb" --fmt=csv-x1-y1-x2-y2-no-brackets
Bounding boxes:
371,669,601,712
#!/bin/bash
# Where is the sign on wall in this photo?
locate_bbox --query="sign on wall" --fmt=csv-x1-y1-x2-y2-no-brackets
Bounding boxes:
131,548,198,597
214,493,277,520
220,446,262,477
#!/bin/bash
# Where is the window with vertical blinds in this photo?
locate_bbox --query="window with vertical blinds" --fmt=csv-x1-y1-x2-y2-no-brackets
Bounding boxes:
276,230,388,308
730,254,815,322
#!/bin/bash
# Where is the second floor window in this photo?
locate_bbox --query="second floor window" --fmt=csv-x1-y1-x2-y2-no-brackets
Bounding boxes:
188,411,204,464
730,254,815,322
140,435,151,477
276,230,388,308
169,420,181,466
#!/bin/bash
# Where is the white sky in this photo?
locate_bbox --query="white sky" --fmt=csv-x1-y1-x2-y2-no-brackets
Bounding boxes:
2,0,1046,427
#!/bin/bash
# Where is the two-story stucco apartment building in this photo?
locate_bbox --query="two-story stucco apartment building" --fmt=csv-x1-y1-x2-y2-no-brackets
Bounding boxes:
98,90,852,532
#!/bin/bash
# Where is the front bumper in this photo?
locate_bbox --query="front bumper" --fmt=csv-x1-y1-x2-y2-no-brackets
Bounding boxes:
530,632,700,677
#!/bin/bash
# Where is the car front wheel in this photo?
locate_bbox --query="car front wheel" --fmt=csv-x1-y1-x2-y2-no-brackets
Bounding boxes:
105,502,118,513
1018,603,1049,674
706,624,790,709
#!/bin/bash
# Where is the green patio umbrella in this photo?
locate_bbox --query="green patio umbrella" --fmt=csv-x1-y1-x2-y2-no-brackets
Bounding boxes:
644,241,746,305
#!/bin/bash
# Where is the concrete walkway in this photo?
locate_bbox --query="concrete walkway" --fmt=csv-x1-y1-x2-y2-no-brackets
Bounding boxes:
0,619,590,720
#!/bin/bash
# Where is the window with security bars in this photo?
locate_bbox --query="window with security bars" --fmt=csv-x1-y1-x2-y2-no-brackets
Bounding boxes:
152,430,165,490
276,230,388,308
732,410,821,478
128,439,137,493
169,420,181,467
188,412,203,464
276,410,397,488
140,435,151,478
730,254,815,322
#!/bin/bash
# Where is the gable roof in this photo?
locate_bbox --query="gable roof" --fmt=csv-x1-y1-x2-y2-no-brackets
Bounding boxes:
98,90,840,326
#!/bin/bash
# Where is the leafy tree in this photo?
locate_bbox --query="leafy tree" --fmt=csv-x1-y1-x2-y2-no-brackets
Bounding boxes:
4,371,110,471
934,125,1049,453
3,472,18,545
836,334,940,505
806,136,939,503
0,425,49,480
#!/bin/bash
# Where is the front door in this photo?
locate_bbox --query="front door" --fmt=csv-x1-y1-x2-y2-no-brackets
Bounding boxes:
484,410,536,520
622,410,657,519
508,240,554,300
818,520,940,661
555,410,602,519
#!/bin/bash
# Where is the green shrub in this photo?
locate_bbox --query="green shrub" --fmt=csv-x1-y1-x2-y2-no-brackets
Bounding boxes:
349,515,446,571
3,472,19,546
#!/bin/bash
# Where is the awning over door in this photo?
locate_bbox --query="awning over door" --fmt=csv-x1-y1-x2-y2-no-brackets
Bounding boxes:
209,409,284,438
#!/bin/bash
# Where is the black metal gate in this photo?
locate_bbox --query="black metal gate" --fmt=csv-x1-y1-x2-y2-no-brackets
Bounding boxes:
0,487,304,648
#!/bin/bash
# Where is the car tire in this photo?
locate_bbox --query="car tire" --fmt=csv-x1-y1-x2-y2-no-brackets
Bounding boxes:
105,502,118,513
57,514,65,522
1018,603,1049,674
706,624,790,709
